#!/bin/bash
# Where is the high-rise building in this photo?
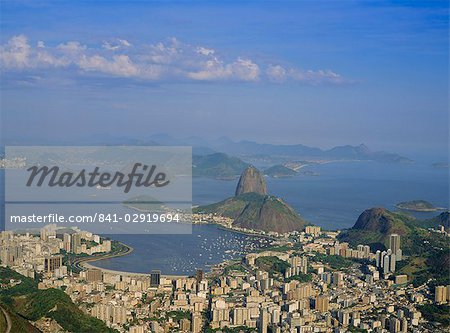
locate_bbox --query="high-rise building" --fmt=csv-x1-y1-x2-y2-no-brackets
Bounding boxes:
180,318,190,331
389,317,401,333
86,268,103,282
233,307,249,325
44,255,62,272
389,234,402,261
435,285,446,304
258,309,269,333
332,272,344,287
150,270,161,287
63,233,71,252
315,295,329,312
191,312,203,333
71,233,82,254
196,269,204,283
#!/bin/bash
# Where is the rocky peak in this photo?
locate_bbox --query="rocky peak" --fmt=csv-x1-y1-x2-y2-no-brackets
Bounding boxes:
235,165,267,196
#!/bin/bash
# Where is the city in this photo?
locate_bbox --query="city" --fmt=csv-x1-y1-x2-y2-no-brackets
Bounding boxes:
1,222,448,332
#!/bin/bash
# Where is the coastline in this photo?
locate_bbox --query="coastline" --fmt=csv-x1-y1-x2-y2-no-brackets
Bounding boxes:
78,241,188,278
77,221,274,278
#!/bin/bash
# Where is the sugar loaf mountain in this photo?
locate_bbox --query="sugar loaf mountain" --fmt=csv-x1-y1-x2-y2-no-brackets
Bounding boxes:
194,166,305,234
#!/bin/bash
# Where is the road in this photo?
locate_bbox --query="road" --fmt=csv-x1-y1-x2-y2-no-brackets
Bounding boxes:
0,305,11,333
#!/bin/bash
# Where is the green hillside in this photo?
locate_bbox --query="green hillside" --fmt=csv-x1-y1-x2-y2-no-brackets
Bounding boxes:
194,192,305,233
0,267,115,333
338,208,450,286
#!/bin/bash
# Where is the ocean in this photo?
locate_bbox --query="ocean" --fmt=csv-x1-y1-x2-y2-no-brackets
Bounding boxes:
2,160,449,275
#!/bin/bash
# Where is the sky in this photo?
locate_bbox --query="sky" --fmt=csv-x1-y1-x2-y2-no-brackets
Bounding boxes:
0,0,448,160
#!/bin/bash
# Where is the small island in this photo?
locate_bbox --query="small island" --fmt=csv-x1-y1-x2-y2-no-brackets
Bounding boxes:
396,200,441,212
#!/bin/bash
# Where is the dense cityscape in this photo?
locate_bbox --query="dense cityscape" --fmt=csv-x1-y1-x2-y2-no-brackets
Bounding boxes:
1,220,449,333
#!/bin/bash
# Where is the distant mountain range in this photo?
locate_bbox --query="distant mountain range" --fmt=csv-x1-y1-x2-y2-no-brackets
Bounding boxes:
152,135,413,164
60,133,411,164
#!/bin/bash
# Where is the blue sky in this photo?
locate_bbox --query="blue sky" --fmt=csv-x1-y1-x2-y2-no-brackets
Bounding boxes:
0,1,448,159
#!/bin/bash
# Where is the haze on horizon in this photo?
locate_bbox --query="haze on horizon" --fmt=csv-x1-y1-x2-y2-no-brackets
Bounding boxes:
0,1,448,161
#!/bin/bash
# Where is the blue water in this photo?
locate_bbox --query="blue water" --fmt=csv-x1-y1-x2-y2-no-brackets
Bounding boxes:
193,161,449,230
2,161,449,274
93,224,272,275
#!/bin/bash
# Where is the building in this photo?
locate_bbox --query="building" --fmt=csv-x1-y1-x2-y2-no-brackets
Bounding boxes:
389,234,402,261
71,233,82,254
86,268,103,282
150,270,161,287
435,285,447,304
191,312,203,333
395,275,408,285
44,255,62,273
196,269,204,283
305,225,321,236
314,295,329,312
258,309,269,333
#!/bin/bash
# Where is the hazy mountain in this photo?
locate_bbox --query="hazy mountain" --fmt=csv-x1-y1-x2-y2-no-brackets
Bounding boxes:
193,153,248,178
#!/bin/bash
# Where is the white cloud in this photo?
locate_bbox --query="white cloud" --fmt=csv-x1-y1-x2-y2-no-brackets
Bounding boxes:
266,65,287,82
78,54,139,77
102,38,132,51
187,57,260,81
0,34,349,85
266,64,347,84
0,35,31,69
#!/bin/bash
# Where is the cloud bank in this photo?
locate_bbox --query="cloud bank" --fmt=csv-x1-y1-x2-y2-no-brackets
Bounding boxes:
0,35,349,85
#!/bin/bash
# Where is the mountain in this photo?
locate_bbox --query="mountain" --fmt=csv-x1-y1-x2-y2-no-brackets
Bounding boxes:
195,192,305,234
352,207,413,234
264,165,298,178
411,211,450,230
194,166,305,233
337,208,415,252
0,266,114,333
209,139,412,164
192,153,249,178
235,165,267,196
338,208,449,254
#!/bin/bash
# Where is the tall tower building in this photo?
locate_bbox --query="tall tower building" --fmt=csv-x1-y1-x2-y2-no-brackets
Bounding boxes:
191,312,203,333
389,234,402,260
150,270,161,287
435,286,446,304
315,295,329,312
258,309,269,333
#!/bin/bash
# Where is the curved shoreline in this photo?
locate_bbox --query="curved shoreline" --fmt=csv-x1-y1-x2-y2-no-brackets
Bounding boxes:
78,241,188,278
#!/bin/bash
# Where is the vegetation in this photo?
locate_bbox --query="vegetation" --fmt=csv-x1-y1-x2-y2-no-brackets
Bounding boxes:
0,267,115,333
285,273,312,283
224,263,248,275
311,253,354,270
255,256,290,277
166,310,191,321
195,192,305,233
417,304,450,327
